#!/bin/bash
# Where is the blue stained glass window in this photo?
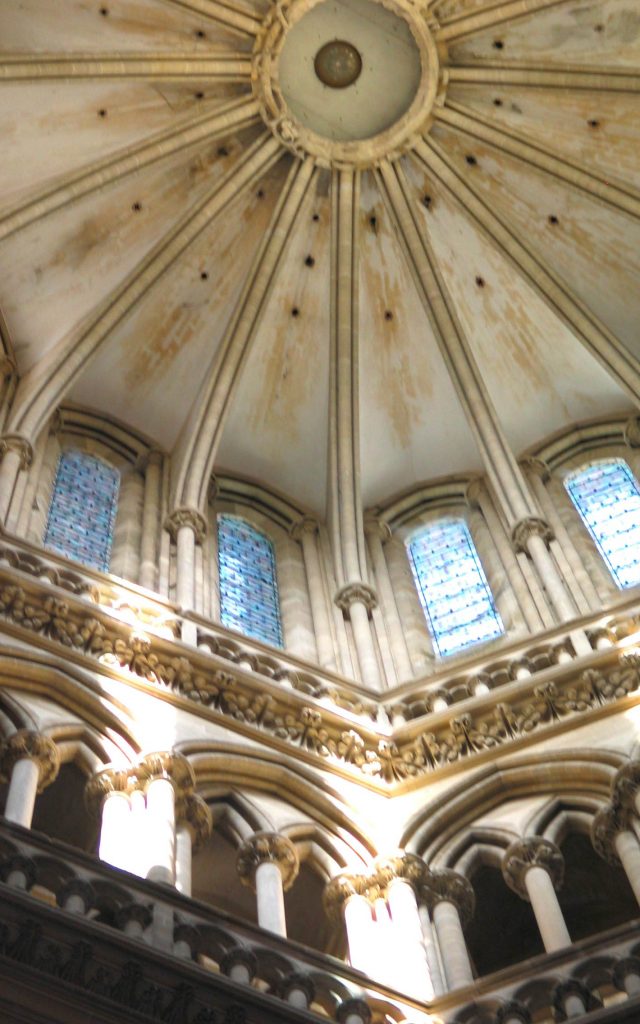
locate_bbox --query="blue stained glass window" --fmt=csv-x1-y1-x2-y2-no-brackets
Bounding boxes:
565,460,640,589
44,450,119,573
217,515,283,648
407,518,503,657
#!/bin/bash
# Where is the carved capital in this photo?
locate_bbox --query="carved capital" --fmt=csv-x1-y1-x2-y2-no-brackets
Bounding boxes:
520,457,550,482
464,476,484,509
334,582,378,614
502,837,564,898
591,805,628,865
323,872,373,921
337,998,372,1024
85,767,131,816
496,1002,531,1024
220,946,257,980
1,853,36,887
613,956,640,992
612,761,640,813
363,516,392,544
290,515,319,542
419,869,475,925
374,852,426,894
279,972,315,1004
57,878,95,911
624,416,640,449
176,793,212,850
164,507,207,544
237,831,299,892
1,731,59,790
511,516,553,552
0,434,33,470
552,978,599,1018
138,751,195,797
115,902,153,932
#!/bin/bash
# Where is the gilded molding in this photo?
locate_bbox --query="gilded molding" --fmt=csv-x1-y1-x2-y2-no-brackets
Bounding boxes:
418,869,475,924
502,837,564,898
164,507,207,544
236,831,299,891
1,730,59,790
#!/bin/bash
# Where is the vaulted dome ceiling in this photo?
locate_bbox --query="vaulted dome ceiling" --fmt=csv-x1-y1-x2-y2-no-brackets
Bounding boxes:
0,0,638,516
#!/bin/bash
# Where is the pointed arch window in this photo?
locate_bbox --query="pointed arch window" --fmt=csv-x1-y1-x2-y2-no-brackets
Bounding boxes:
44,450,120,572
217,514,283,648
407,517,503,657
565,459,640,589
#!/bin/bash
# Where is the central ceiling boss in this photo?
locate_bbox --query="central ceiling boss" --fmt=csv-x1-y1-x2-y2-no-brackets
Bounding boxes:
252,0,442,167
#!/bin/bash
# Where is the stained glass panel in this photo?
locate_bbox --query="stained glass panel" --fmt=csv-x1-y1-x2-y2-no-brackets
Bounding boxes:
217,515,283,648
565,460,640,589
44,450,119,572
407,518,503,657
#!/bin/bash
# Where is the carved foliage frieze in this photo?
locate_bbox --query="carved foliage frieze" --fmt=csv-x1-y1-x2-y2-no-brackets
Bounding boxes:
0,570,639,785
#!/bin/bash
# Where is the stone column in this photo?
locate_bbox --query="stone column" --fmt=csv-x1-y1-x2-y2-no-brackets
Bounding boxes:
139,450,163,592
237,831,299,937
165,508,207,645
1,731,59,827
335,583,383,692
175,793,212,897
592,804,640,907
58,879,95,916
466,480,542,633
420,869,475,990
138,752,195,886
365,519,414,683
613,956,640,998
85,768,133,872
502,837,570,952
467,500,524,635
0,435,33,524
375,854,434,1000
496,1002,531,1024
280,973,315,1010
624,417,640,482
291,517,337,670
324,873,376,976
523,458,601,612
337,998,371,1024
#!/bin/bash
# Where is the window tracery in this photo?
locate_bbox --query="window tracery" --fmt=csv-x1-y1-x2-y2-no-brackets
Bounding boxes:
407,517,503,657
217,514,283,648
565,460,640,589
44,449,119,573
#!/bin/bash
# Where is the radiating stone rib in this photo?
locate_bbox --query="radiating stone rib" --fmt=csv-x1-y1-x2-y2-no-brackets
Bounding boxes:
447,63,640,93
159,0,261,36
413,136,640,406
437,0,569,43
0,53,251,81
329,168,366,587
436,101,640,219
0,95,260,242
376,159,585,633
7,132,282,443
375,159,536,528
171,156,315,512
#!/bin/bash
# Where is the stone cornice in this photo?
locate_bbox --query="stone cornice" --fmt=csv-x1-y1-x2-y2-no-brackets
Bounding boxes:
1,555,640,793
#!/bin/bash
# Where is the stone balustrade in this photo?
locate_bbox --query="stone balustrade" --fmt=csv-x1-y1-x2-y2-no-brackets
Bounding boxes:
1,819,640,1023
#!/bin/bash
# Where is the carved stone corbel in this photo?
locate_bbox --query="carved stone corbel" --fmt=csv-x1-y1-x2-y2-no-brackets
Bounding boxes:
334,582,378,615
0,434,33,470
